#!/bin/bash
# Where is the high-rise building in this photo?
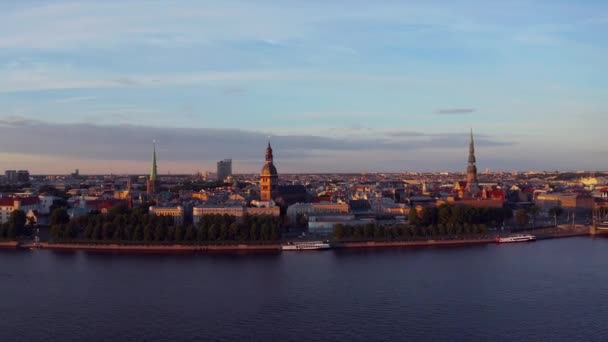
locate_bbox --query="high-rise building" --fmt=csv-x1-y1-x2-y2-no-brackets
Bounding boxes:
260,143,278,202
216,159,232,182
465,129,480,198
17,170,30,183
4,170,17,183
147,142,158,194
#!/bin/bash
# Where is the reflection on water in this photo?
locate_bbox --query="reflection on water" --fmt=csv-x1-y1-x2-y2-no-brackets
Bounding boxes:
1,237,608,341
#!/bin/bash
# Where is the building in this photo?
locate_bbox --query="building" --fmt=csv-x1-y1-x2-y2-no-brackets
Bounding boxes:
193,205,280,225
464,129,480,198
4,170,17,183
0,197,40,224
535,193,594,212
216,159,233,182
149,206,184,224
260,142,278,202
147,142,159,195
286,202,350,223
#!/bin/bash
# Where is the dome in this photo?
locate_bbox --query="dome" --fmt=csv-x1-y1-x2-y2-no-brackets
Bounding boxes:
261,163,278,176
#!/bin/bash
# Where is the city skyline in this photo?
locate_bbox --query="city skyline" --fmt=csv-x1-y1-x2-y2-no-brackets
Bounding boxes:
0,1,606,173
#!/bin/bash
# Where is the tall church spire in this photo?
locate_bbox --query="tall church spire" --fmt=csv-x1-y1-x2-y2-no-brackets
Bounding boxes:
260,141,278,202
150,140,158,182
147,141,158,195
265,142,273,163
465,129,480,197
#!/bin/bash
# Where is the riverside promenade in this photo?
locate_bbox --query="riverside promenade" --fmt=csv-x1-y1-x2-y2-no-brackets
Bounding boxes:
0,225,594,253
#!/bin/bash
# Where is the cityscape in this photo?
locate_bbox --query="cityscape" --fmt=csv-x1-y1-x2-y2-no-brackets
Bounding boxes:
1,1,607,341
0,129,603,249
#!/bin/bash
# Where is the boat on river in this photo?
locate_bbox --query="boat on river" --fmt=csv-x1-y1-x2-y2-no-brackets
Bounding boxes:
498,234,536,243
281,241,331,251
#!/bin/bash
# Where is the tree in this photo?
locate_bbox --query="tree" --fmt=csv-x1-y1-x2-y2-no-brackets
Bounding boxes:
50,208,70,226
420,207,433,227
143,224,153,242
108,203,130,217
92,224,101,240
208,224,218,241
84,224,94,240
8,210,26,238
185,225,195,242
250,224,259,241
229,222,239,241
219,223,229,241
408,207,420,226
548,206,564,226
515,209,529,228
270,224,280,241
528,205,541,227
334,224,345,241
175,225,184,242
438,205,452,225
374,225,384,239
102,222,113,241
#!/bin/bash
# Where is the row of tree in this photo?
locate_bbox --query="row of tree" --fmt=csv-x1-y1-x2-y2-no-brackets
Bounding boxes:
333,222,489,241
409,204,512,227
0,210,27,240
49,204,282,243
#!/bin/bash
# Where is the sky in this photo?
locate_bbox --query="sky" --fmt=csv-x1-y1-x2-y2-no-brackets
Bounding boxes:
0,0,606,174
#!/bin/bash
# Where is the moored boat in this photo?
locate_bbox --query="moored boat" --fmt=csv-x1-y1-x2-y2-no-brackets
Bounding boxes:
281,241,331,251
498,234,536,243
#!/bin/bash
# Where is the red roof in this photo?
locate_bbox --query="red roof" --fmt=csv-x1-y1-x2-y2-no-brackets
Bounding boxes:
0,196,40,207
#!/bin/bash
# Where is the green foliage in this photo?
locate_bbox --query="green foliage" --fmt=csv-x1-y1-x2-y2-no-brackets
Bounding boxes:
50,208,70,226
515,209,530,228
332,204,504,242
8,210,26,237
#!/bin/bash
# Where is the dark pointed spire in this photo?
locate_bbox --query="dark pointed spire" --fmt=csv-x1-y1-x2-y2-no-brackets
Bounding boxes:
265,141,273,162
150,140,158,182
468,128,476,163
465,128,480,197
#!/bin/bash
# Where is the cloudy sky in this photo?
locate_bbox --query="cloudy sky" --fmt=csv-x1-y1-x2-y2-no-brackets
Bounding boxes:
0,1,606,174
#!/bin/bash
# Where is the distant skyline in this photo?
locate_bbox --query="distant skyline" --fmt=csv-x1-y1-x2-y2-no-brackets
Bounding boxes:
0,1,606,173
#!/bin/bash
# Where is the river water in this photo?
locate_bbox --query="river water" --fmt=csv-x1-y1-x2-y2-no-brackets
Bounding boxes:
1,237,608,341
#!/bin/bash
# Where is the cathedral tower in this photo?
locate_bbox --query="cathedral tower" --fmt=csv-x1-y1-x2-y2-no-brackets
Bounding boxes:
260,142,278,202
147,141,158,195
465,129,480,197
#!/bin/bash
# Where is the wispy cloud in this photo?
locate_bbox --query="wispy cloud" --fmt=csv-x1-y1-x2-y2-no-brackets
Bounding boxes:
54,96,100,104
436,108,476,115
0,118,512,163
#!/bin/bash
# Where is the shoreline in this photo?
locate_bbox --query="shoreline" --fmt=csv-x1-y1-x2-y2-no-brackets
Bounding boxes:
20,242,282,253
5,231,591,253
0,241,19,248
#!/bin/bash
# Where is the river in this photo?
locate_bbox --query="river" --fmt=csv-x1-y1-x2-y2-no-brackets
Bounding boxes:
1,237,608,341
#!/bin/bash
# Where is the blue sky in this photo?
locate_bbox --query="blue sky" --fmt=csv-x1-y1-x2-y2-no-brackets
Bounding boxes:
0,1,606,174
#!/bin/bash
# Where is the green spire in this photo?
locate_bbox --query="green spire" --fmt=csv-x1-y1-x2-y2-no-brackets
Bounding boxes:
150,140,158,181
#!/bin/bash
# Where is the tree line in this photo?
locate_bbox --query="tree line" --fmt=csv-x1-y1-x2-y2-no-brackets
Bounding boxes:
333,222,489,241
408,204,513,228
0,210,27,240
49,204,282,244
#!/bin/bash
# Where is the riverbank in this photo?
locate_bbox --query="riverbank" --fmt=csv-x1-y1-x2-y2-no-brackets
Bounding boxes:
0,241,19,248
20,242,282,253
334,238,497,249
9,229,593,253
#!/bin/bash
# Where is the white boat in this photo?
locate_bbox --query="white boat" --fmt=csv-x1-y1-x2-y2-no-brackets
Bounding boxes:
498,234,536,243
282,241,331,251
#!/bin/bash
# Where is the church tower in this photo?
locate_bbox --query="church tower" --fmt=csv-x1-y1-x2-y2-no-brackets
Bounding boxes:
465,129,480,197
260,142,278,202
147,141,158,195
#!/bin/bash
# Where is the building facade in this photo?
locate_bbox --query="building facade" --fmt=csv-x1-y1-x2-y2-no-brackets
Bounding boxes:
260,143,278,202
216,159,233,182
465,129,480,198
149,206,184,225
147,142,158,195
